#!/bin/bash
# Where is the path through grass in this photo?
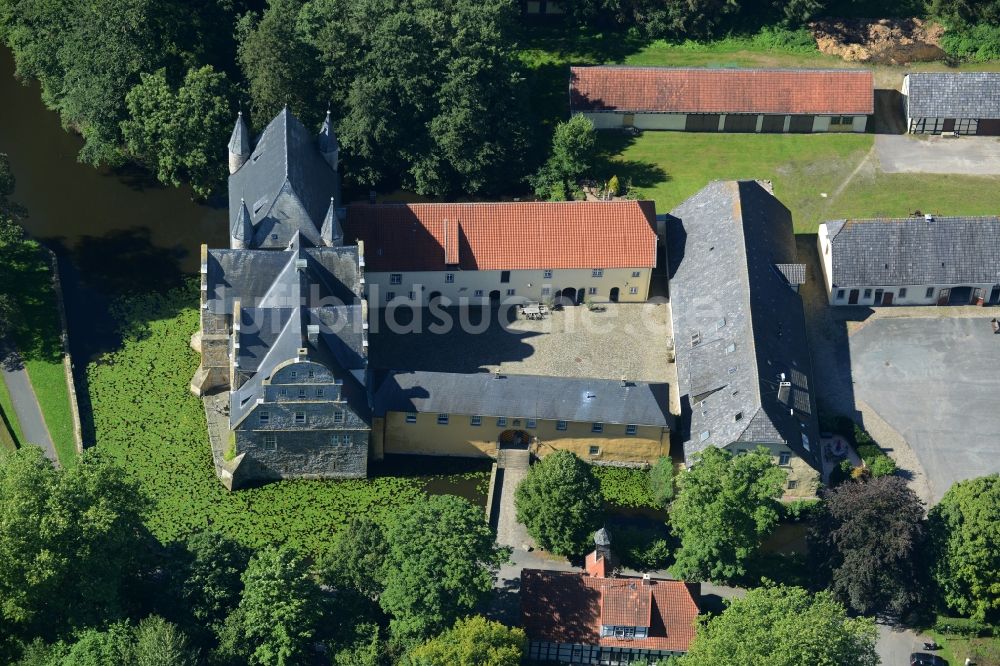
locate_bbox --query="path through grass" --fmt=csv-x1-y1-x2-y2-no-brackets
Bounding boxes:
0,378,21,451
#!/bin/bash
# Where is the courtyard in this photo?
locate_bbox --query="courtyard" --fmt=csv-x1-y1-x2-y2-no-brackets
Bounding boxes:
848,315,1000,504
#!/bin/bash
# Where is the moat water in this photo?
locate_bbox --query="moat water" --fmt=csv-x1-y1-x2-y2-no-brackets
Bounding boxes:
0,46,228,362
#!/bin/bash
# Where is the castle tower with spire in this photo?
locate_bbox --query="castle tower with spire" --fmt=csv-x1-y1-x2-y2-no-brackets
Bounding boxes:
228,111,251,175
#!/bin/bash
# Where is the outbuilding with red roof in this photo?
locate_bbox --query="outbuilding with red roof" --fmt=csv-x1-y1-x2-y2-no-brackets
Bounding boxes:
569,66,873,133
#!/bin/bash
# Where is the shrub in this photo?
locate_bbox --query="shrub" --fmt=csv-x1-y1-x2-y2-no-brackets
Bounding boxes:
749,26,817,52
932,617,991,637
650,456,676,508
868,455,897,478
781,499,822,522
593,466,656,508
614,525,672,570
941,23,1000,62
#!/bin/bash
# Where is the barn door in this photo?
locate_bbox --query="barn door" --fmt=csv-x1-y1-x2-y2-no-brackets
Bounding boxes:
848,289,859,305
874,289,883,305
937,288,950,306
943,119,956,133
882,292,894,306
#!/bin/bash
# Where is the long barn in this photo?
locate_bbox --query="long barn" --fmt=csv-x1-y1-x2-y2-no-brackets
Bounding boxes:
902,72,1000,135
569,66,873,133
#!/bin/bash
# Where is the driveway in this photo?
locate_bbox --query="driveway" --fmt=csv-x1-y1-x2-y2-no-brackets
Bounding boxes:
876,134,1000,175
877,622,929,666
1,344,58,464
849,316,1000,503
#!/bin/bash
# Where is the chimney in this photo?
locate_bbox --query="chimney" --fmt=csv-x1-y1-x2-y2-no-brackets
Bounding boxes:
307,324,320,345
295,258,308,271
642,573,652,586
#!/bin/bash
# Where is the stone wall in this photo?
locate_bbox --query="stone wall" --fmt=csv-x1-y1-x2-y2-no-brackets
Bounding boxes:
234,429,368,482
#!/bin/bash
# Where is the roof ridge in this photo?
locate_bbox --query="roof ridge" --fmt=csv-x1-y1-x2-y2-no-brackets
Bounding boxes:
571,65,871,74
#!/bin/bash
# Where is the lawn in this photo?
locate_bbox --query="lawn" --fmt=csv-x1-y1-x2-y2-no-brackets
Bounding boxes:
85,283,490,556
0,378,20,451
23,357,75,466
927,629,1000,666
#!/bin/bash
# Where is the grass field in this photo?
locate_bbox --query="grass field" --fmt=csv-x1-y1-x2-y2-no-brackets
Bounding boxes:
0,379,20,451
4,239,77,467
927,628,1000,666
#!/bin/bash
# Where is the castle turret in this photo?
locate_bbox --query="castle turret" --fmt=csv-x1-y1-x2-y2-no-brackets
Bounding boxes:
231,198,253,249
320,197,343,247
228,111,251,174
318,109,339,172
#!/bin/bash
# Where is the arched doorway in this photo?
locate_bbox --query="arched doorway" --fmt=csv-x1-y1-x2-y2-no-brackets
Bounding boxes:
576,287,585,305
498,429,530,449
489,289,501,302
558,287,576,306
990,285,1000,305
428,290,442,304
610,287,620,302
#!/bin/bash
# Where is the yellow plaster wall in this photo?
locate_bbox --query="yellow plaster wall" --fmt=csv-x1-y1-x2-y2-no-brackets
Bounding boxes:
724,441,820,499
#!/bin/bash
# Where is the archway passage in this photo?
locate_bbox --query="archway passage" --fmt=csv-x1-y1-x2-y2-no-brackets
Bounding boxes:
489,289,501,302
610,287,620,302
557,287,576,306
948,286,973,305
498,429,530,449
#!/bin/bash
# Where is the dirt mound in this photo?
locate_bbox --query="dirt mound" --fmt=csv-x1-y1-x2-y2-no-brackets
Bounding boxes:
811,18,946,65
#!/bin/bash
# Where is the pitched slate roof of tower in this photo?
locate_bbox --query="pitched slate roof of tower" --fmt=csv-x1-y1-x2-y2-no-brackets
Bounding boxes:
569,67,874,115
824,216,1000,287
521,569,699,653
228,108,341,248
344,200,657,272
905,72,1000,119
372,370,669,426
667,180,820,470
228,111,250,155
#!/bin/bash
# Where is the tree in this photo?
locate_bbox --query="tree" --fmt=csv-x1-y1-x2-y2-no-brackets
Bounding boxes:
319,516,389,601
812,476,926,616
0,153,14,197
122,66,234,197
650,456,676,508
668,447,785,584
179,530,251,630
514,451,603,556
132,616,198,666
57,622,134,666
530,114,597,201
682,585,879,666
237,0,322,127
0,448,148,643
410,616,525,666
929,474,1000,621
380,495,509,642
218,545,323,666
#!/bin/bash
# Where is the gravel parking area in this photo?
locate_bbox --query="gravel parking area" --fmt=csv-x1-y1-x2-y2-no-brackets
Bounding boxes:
876,134,1000,175
370,301,674,385
849,315,1000,504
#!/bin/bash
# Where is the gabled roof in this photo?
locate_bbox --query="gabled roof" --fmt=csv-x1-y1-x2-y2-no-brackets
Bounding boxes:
344,200,657,272
667,181,820,470
521,569,699,653
905,72,1000,119
824,215,1000,287
228,108,341,249
569,66,874,115
372,370,669,427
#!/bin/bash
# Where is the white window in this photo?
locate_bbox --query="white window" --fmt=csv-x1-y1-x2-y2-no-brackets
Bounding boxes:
474,289,484,297
588,287,598,295
437,413,449,425
541,287,551,296
925,287,934,299
470,415,482,426
497,416,507,427
408,291,416,300
298,388,306,398
626,424,637,435
863,288,872,299
556,420,568,431
405,413,417,424
544,269,553,278
290,371,297,378
506,288,515,296
779,452,791,466
294,411,306,424
258,411,270,424
592,422,603,433
279,389,287,397
589,445,601,456
390,273,402,285
629,287,638,295
264,434,277,450
334,410,344,423
836,289,845,300
631,271,641,278
788,479,798,490
445,273,455,283
331,433,343,446
592,269,603,278
386,291,396,301
526,419,537,429
899,288,908,298
699,430,710,442
316,388,325,398
726,343,736,354
308,370,315,378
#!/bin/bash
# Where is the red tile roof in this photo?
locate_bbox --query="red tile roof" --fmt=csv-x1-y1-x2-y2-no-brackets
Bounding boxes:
570,67,874,116
521,569,700,653
344,200,657,272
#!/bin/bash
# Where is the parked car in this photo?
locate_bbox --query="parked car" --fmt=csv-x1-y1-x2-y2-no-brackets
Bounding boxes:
911,653,947,666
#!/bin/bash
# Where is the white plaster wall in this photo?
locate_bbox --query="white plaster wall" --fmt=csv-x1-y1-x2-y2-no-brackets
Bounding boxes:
582,112,624,129
365,267,653,307
829,282,998,306
816,224,835,302
634,113,687,130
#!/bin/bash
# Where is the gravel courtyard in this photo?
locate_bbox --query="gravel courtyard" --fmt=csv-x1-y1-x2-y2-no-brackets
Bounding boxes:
848,316,1000,503
876,134,1000,175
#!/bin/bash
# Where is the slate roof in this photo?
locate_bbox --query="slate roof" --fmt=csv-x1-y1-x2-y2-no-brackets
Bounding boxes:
203,235,368,427
824,216,1000,287
228,108,342,249
372,370,670,426
343,200,657,272
570,67,874,115
667,181,820,470
905,72,1000,119
521,569,699,653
